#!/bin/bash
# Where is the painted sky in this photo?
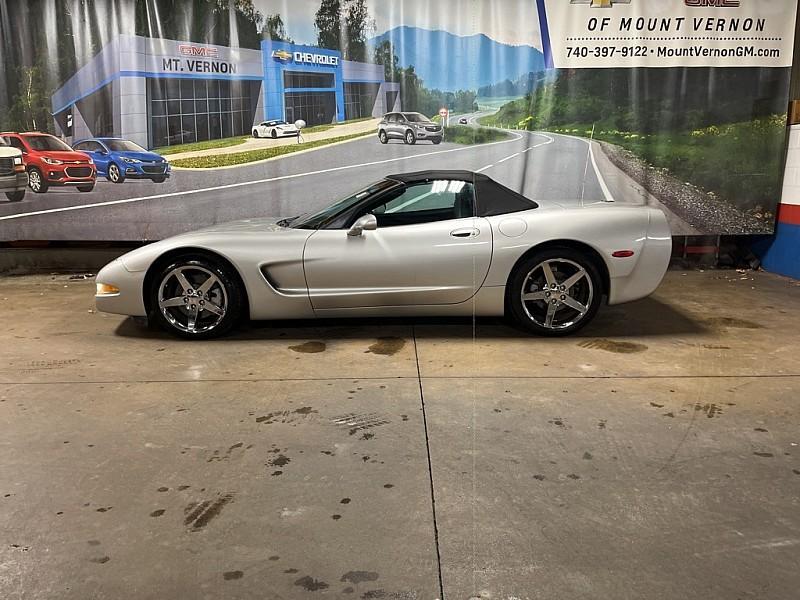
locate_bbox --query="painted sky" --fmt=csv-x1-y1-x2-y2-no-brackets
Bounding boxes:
252,0,543,50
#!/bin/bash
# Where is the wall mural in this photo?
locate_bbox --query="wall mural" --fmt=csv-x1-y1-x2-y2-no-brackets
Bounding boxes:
0,0,796,240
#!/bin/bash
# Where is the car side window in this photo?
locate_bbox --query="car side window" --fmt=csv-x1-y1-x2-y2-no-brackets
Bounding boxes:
365,180,475,227
5,136,25,152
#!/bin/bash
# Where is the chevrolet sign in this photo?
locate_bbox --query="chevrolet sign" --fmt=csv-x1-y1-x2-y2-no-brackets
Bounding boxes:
271,49,292,62
293,51,339,66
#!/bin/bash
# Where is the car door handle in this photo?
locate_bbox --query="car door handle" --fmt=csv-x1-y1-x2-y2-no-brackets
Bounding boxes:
450,227,480,238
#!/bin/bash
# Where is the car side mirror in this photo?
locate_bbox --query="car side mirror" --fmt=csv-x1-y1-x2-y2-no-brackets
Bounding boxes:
347,214,378,237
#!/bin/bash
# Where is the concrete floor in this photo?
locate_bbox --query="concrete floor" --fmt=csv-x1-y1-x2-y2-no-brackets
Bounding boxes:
1,270,799,599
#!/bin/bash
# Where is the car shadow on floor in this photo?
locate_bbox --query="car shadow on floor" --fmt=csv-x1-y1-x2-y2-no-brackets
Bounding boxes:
114,297,708,341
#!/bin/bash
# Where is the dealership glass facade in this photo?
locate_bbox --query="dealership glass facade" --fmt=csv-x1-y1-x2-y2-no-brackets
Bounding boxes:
344,82,381,120
51,36,399,150
148,78,259,147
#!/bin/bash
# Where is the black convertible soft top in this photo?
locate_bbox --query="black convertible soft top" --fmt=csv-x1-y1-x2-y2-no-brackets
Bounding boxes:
386,170,538,217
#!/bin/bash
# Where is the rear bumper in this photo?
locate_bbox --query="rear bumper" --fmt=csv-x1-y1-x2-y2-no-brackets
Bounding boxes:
0,172,28,192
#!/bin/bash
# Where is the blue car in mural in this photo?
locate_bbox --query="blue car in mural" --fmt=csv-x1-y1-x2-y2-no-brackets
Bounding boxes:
72,138,170,184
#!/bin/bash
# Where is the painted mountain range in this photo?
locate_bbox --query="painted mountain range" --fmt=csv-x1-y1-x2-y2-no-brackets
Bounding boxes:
368,26,546,92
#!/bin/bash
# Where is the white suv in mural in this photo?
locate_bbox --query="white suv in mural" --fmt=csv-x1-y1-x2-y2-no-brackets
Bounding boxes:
0,138,27,202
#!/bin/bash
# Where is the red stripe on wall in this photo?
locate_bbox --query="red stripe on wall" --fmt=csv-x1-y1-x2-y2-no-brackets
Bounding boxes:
778,203,800,226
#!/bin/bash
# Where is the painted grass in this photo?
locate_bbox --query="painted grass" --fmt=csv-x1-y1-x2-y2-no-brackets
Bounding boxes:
443,125,509,145
171,130,373,168
155,135,249,155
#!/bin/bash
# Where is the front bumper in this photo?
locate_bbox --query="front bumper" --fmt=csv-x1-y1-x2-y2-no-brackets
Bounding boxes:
95,258,148,317
122,163,171,180
44,164,96,185
414,128,443,140
0,172,28,192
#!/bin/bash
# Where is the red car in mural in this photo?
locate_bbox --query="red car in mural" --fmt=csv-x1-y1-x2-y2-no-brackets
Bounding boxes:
0,132,96,193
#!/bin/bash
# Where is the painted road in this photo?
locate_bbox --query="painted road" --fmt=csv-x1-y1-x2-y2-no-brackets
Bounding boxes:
0,125,635,241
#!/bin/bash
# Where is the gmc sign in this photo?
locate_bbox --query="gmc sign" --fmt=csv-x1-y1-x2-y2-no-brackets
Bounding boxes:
178,44,219,58
685,0,741,6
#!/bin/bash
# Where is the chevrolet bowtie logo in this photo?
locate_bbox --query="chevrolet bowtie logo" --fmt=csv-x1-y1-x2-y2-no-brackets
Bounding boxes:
571,0,631,6
271,49,292,62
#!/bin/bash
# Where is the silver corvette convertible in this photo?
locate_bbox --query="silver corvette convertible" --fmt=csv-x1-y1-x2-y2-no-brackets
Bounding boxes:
95,170,672,339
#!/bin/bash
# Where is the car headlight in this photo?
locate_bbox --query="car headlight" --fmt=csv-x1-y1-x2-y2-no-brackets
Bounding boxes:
96,283,120,296
13,156,22,165
42,157,63,165
86,158,94,165
122,157,141,164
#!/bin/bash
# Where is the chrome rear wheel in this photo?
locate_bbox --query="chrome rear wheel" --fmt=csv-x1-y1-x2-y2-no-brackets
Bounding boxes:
509,248,603,336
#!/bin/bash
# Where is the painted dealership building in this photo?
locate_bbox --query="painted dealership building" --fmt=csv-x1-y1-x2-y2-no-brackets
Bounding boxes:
51,35,400,149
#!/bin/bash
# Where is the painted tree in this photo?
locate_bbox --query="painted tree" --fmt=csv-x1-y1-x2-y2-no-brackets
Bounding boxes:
263,14,292,43
314,0,341,51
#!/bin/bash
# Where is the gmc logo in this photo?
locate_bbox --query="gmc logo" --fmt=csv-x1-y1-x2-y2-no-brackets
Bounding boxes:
178,45,219,58
685,0,740,6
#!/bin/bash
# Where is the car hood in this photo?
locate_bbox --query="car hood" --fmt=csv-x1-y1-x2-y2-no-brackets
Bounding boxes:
186,217,290,234
112,151,166,162
117,218,313,272
43,150,93,162
0,147,21,158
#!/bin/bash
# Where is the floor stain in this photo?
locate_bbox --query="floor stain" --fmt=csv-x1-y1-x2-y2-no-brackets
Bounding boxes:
268,454,290,467
184,493,234,530
578,339,648,354
754,428,769,432
341,571,379,584
223,570,244,580
695,403,723,418
90,556,110,564
704,317,763,330
582,452,593,460
150,509,165,517
548,418,567,429
754,452,774,458
597,420,607,430
533,474,546,481
256,407,318,425
289,341,327,354
331,413,390,435
365,337,406,356
294,576,329,591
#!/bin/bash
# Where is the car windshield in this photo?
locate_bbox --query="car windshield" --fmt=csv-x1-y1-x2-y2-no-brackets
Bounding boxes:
23,135,73,152
104,139,147,153
404,113,430,123
284,179,399,230
268,121,288,126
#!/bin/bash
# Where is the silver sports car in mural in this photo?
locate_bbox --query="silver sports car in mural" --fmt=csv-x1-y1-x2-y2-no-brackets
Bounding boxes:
95,170,672,339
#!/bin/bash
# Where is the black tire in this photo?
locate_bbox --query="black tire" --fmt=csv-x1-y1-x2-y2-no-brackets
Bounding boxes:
107,162,124,183
404,130,416,145
77,184,94,192
28,167,48,193
151,176,167,183
507,247,603,337
5,190,25,202
149,254,244,340
378,130,388,144
271,130,277,139
432,138,442,145
252,129,259,138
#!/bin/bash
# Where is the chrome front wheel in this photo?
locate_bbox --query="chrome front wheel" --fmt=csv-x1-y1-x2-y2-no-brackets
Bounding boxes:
150,257,243,339
509,249,602,336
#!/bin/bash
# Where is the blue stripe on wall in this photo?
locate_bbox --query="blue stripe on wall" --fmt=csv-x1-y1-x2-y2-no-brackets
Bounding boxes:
757,221,800,279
